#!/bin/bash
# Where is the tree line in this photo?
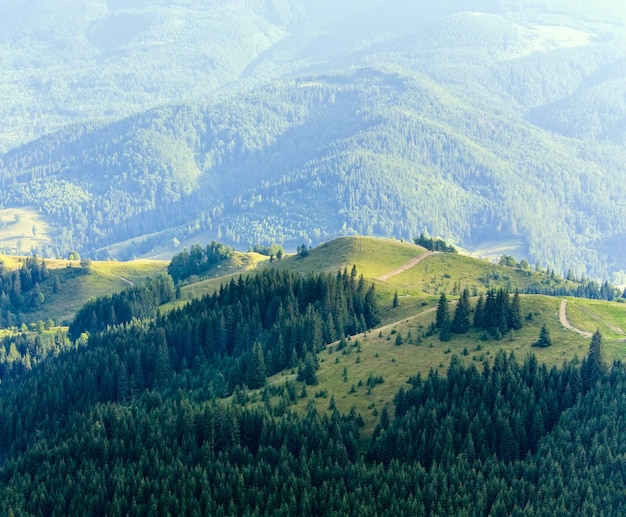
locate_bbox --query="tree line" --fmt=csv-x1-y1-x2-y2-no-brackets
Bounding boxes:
68,274,175,340
435,287,523,341
0,256,50,327
167,242,234,284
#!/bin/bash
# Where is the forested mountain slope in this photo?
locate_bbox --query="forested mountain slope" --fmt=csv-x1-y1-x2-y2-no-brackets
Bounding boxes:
2,68,626,280
1,0,625,280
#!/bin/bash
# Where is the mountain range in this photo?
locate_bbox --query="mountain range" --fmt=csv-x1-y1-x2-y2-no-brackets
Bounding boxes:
1,0,625,280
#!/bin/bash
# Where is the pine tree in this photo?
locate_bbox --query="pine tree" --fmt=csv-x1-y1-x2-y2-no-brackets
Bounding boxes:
247,342,267,389
363,284,379,327
532,324,552,348
451,288,471,334
582,329,606,390
483,289,497,332
302,353,318,386
508,290,523,330
436,292,449,329
473,294,485,329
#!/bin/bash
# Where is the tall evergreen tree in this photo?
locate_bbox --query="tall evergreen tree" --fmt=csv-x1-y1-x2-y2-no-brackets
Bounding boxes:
246,341,267,389
451,288,471,334
532,324,552,348
508,290,523,330
473,294,485,329
301,353,318,386
582,329,606,390
436,292,449,329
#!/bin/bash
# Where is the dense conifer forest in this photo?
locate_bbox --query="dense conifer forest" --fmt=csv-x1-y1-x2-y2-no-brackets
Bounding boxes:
1,0,626,513
0,251,625,515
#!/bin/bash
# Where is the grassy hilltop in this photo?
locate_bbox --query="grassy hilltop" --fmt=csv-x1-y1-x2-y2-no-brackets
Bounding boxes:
193,236,625,436
2,235,625,437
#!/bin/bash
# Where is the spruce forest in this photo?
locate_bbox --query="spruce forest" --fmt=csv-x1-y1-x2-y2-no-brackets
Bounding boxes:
1,0,626,515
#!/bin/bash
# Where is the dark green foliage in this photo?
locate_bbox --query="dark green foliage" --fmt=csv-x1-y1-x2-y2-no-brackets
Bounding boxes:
581,329,606,390
435,292,449,329
392,291,399,308
68,274,175,340
300,353,319,386
168,242,233,283
0,256,50,325
246,342,267,389
366,372,384,388
473,293,485,328
532,324,552,348
523,275,621,301
509,290,523,330
474,288,523,337
0,330,71,383
414,234,457,253
451,288,471,334
377,351,585,467
0,322,624,516
439,320,452,342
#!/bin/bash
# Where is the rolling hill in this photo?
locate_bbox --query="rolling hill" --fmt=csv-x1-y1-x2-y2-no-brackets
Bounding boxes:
1,236,625,514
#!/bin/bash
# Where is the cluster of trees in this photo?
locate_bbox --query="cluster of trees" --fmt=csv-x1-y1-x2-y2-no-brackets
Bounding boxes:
0,266,378,455
435,287,522,340
251,243,284,260
0,257,50,326
167,242,234,283
0,329,71,383
473,288,523,337
157,267,379,389
524,277,623,301
68,274,175,340
414,234,457,253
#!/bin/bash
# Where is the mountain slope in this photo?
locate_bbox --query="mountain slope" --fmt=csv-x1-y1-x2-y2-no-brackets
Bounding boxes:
1,0,626,279
2,67,626,280
1,0,624,152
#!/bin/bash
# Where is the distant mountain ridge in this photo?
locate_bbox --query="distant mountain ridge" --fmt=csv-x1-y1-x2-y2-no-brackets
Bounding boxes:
0,0,625,280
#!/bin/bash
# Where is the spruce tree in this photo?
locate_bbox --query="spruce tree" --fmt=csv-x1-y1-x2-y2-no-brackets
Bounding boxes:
246,342,267,389
532,324,552,348
302,353,319,386
436,292,449,329
451,288,471,334
473,294,485,329
582,329,606,390
508,290,523,330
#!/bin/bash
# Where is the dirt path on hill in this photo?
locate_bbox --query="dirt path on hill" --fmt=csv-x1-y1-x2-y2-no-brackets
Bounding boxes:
117,276,135,287
377,251,439,281
559,299,592,338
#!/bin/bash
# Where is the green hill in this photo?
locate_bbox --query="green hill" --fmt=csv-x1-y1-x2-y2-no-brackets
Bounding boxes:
0,254,168,326
214,237,625,435
1,236,625,514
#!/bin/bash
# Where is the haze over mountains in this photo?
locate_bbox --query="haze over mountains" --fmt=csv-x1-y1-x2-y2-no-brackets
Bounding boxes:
1,0,625,280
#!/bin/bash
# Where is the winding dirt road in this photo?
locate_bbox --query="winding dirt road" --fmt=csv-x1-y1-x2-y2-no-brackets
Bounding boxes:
117,275,136,287
559,299,592,338
377,251,439,281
